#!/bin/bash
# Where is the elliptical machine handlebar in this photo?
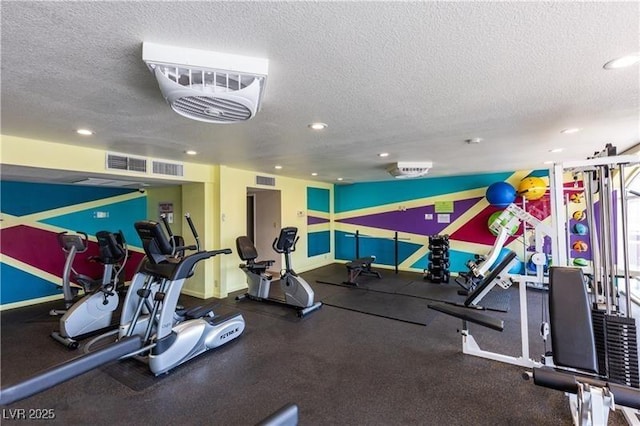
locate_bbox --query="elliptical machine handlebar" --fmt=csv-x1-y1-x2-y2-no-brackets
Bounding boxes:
160,214,178,256
160,213,200,256
185,213,201,252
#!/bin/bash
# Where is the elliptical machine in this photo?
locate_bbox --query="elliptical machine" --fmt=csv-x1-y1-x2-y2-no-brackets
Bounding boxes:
51,231,128,349
117,214,245,375
236,227,322,317
0,216,245,405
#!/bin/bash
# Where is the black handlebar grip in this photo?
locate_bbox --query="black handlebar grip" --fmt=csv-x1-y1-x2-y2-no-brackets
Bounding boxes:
160,214,174,237
185,213,199,239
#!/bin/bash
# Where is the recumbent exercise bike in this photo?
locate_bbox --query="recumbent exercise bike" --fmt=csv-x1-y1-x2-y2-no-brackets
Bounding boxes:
236,227,322,317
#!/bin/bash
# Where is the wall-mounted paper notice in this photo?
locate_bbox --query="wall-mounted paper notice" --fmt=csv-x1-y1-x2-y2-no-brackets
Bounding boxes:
437,214,450,224
434,201,454,213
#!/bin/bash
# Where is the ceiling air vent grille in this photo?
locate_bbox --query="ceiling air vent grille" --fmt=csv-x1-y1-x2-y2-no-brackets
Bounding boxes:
256,176,275,186
387,161,433,179
142,42,268,124
152,160,184,177
106,153,148,173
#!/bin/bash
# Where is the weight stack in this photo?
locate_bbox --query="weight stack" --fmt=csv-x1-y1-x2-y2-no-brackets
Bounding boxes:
424,234,450,283
592,310,640,387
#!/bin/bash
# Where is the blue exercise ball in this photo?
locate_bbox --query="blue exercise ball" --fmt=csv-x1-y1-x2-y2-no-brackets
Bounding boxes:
491,248,522,274
573,223,588,235
486,182,517,208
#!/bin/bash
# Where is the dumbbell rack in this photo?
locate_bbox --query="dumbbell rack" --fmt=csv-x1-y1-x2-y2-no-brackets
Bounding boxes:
424,234,450,283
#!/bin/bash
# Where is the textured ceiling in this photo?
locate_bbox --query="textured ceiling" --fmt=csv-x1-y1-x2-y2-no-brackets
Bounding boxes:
1,1,639,184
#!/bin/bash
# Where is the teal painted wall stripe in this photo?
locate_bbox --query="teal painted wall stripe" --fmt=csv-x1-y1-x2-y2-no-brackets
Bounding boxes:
308,231,330,257
527,169,550,178
334,171,515,212
334,230,421,266
0,263,61,304
307,187,330,213
411,249,476,273
1,181,135,216
40,198,147,247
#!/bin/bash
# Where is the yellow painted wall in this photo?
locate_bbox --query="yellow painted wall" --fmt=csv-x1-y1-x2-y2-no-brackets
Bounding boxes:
1,134,335,300
218,166,334,297
0,135,213,183
145,186,183,223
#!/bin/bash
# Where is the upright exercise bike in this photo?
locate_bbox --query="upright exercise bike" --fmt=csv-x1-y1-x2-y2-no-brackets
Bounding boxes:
236,227,322,317
50,231,111,315
51,231,128,349
118,214,245,375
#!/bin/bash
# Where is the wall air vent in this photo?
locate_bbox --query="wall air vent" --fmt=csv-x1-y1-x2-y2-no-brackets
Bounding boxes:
256,176,276,186
152,160,184,177
72,178,144,188
387,161,433,179
142,42,268,124
106,153,148,173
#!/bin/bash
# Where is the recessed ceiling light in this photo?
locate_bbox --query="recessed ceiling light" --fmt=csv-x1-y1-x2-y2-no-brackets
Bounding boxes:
378,152,390,158
308,122,328,131
560,128,581,134
185,150,197,155
543,161,554,165
76,129,93,136
603,54,640,70
274,165,283,170
549,148,564,153
311,172,318,176
337,177,343,181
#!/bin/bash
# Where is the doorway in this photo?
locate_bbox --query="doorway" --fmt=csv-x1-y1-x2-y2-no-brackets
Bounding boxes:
246,194,255,243
246,187,282,272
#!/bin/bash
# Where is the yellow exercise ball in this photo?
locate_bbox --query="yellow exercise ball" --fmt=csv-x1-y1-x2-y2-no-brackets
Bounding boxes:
517,177,547,201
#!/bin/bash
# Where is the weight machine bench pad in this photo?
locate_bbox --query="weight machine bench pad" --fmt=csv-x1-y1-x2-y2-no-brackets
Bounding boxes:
344,257,382,285
548,267,598,373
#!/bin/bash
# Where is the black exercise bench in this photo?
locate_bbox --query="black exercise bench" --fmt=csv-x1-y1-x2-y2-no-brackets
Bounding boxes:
523,266,640,422
343,257,382,286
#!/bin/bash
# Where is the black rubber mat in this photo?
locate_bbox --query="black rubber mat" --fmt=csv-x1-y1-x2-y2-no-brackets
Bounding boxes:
24,312,59,324
225,298,305,322
398,281,511,313
102,358,166,391
315,266,513,313
321,288,438,326
221,287,316,322
477,288,511,312
317,275,412,293
398,281,462,303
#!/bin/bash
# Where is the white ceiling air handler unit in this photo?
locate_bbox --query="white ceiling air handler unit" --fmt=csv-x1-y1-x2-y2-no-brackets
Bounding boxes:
387,161,433,179
142,42,268,124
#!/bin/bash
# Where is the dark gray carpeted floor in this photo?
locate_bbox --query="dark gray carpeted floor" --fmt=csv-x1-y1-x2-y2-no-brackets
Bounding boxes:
0,263,630,425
